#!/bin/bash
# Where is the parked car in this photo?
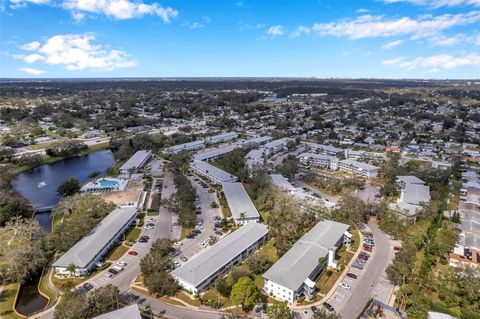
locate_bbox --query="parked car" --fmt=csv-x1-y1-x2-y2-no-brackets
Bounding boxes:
117,261,127,267
174,241,183,246
323,303,335,312
180,255,188,262
394,246,401,251
108,268,118,275
346,273,358,279
352,262,364,270
340,282,351,290
103,272,114,279
128,250,138,256
83,282,94,291
311,306,319,313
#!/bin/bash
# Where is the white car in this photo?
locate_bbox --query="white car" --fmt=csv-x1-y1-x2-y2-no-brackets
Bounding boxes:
103,272,114,279
174,241,183,246
340,282,351,290
117,261,127,267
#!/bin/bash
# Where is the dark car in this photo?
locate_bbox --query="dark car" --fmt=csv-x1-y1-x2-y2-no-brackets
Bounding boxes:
311,306,319,313
346,273,358,279
83,282,94,291
138,237,148,243
323,302,335,312
108,268,118,275
352,262,364,270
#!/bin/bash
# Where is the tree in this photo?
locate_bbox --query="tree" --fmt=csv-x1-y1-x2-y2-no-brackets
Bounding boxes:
246,254,272,275
57,177,81,196
276,155,299,179
54,292,90,319
230,277,260,311
0,217,46,284
432,227,457,259
0,190,33,226
66,263,77,277
332,194,368,228
215,277,232,297
267,301,291,319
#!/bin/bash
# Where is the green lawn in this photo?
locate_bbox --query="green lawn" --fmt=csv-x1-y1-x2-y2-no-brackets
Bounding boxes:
0,282,23,319
125,228,141,242
106,244,130,261
38,269,58,308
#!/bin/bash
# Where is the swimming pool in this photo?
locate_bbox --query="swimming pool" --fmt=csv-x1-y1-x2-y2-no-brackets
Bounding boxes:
98,179,119,187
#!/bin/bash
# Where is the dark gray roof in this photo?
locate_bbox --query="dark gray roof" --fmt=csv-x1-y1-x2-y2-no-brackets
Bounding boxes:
403,184,431,205
172,223,268,288
53,206,137,268
263,220,349,291
222,182,259,220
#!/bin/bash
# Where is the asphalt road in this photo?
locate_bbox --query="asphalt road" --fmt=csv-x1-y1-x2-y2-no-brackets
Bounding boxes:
293,178,339,204
336,221,390,319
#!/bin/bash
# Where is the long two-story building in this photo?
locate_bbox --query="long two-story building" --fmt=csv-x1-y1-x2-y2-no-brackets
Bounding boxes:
263,220,349,303
171,222,268,294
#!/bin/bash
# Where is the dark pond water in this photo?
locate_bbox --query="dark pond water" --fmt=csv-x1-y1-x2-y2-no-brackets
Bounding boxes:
15,274,49,317
11,149,115,316
12,149,116,231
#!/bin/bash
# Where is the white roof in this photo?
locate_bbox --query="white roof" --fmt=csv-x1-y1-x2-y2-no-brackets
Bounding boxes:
305,142,343,154
165,140,205,154
119,150,151,172
205,132,238,142
172,223,268,289
53,206,137,268
397,175,426,185
194,144,240,161
299,152,337,162
191,160,237,183
93,305,142,319
263,220,349,291
271,174,296,192
222,182,260,221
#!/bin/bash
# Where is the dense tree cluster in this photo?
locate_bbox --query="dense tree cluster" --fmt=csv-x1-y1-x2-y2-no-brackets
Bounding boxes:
49,194,115,253
45,140,87,157
172,173,197,228
140,238,178,296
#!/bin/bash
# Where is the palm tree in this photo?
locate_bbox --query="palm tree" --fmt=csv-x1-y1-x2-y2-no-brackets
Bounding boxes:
240,212,246,224
66,263,77,277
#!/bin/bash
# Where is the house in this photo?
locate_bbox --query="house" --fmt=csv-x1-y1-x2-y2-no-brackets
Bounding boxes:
298,153,338,170
245,149,265,170
205,132,238,144
52,206,137,276
92,304,142,319
83,129,105,139
171,222,268,294
190,160,238,184
337,159,379,179
391,176,430,218
119,150,152,174
222,182,260,224
263,220,350,303
164,140,205,155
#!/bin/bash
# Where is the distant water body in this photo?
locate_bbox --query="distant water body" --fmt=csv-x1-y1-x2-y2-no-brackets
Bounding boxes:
11,149,115,231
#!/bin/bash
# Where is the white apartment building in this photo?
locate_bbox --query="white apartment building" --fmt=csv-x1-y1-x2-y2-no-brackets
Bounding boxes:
164,140,205,155
337,159,379,179
263,220,349,303
222,182,260,224
119,150,152,174
305,142,344,157
298,153,338,170
172,222,268,294
205,132,238,144
53,206,137,276
190,160,238,184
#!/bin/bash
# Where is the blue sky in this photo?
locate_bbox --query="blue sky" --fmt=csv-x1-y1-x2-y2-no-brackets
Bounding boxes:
1,0,480,78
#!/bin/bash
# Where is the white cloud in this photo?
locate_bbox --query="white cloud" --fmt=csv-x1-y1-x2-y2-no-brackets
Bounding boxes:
20,67,46,75
383,0,480,7
309,11,480,40
382,39,403,49
476,34,480,45
357,8,370,13
190,22,204,29
381,53,480,71
291,25,311,37
266,25,284,36
9,0,178,22
427,34,466,46
18,33,137,71
62,0,178,21
23,53,45,63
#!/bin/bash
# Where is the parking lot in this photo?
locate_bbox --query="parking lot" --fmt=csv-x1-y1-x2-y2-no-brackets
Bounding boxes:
171,176,223,266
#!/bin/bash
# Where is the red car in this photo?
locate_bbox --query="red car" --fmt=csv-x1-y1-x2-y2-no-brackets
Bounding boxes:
128,251,138,256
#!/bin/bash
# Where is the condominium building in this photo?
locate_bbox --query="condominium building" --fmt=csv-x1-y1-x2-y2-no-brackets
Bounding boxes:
263,220,349,303
298,152,338,170
52,206,137,276
164,140,205,155
172,222,268,294
222,182,260,224
305,142,344,157
119,150,152,174
190,160,238,184
205,132,238,144
337,159,379,179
